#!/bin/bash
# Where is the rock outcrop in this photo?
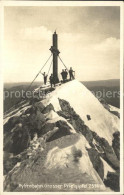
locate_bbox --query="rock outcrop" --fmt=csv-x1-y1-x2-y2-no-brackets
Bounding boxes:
112,131,120,160
99,98,120,118
57,98,93,144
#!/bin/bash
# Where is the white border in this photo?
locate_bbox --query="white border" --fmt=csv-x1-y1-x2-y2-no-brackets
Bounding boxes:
120,2,124,195
0,2,4,195
0,1,123,6
0,1,123,195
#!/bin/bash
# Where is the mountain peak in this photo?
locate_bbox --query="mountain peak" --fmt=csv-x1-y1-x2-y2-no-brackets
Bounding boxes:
3,79,120,192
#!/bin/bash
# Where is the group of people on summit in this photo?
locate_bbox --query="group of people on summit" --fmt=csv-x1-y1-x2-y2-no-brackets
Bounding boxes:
60,68,75,82
42,67,75,87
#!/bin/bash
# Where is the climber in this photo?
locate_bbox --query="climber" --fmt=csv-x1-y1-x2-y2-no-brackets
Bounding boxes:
49,74,53,88
42,72,48,85
61,69,65,82
49,74,55,88
69,67,75,80
64,69,68,81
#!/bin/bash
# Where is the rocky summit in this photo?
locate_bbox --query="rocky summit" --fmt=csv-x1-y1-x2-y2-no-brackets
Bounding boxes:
3,80,120,192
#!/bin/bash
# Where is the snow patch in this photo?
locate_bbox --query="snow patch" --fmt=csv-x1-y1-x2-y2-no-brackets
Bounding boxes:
4,105,31,125
45,135,104,186
8,162,21,175
42,80,119,144
109,104,120,113
46,110,76,133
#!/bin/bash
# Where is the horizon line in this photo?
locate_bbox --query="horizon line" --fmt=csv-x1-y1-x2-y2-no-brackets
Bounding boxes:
4,78,120,84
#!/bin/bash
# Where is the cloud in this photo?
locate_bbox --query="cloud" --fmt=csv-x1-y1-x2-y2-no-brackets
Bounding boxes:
19,26,81,44
19,26,52,41
19,26,92,45
4,6,120,82
19,26,120,54
5,25,120,82
94,37,120,52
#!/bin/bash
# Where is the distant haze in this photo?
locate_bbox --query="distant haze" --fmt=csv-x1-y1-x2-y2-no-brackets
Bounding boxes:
3,6,120,83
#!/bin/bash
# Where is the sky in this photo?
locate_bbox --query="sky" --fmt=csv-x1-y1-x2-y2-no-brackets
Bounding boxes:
3,6,120,83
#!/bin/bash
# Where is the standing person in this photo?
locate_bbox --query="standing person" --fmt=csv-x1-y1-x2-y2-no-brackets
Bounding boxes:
61,69,65,82
52,75,56,87
49,74,53,88
42,72,48,85
69,67,75,80
64,69,68,81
